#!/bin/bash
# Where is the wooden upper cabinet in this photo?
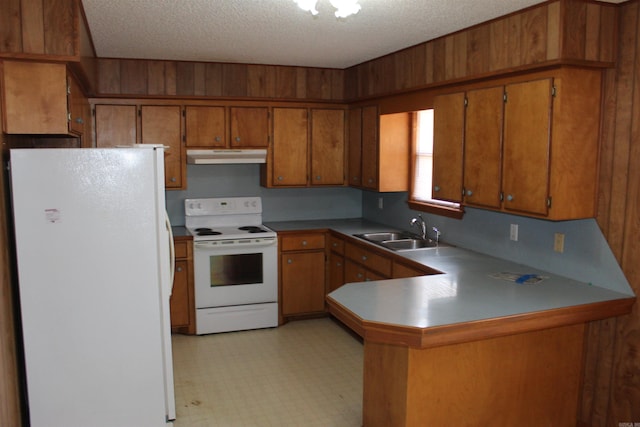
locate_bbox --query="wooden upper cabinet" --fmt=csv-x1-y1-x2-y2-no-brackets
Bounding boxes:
463,86,504,209
184,106,226,148
229,107,269,147
432,92,465,202
348,108,363,187
140,105,184,189
2,61,70,135
272,107,309,186
311,109,345,186
350,106,410,192
95,104,137,147
360,106,379,190
502,79,553,216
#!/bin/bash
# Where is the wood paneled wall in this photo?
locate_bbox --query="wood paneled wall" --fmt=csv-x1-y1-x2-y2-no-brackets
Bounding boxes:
96,59,345,101
0,0,78,59
344,0,617,100
581,0,640,425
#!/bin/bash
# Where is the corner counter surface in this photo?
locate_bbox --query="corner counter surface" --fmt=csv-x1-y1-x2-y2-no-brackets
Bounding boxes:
266,218,635,348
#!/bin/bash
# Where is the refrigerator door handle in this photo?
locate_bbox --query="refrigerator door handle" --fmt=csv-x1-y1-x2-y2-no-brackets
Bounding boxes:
165,211,175,295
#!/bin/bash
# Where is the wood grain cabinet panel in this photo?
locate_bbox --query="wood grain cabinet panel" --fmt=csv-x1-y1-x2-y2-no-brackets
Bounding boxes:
170,240,195,334
94,104,137,147
279,231,327,317
350,106,410,192
184,105,226,148
230,107,269,147
265,107,346,188
432,92,465,203
311,109,345,186
271,107,309,186
140,105,184,189
2,61,71,135
463,86,504,209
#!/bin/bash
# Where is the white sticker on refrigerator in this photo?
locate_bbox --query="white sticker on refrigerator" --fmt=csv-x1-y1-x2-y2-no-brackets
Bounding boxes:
45,208,61,223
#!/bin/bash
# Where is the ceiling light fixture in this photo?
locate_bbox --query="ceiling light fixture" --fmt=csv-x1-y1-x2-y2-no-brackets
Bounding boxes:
293,0,362,18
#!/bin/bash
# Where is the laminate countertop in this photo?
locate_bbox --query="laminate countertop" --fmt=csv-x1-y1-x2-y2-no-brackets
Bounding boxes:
265,218,635,348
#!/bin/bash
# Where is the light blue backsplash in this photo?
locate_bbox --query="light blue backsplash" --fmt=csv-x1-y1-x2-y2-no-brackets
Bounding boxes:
165,166,632,295
361,191,633,295
165,164,362,224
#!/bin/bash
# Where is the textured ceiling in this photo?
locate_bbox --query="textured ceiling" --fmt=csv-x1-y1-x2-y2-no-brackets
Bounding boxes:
81,0,626,69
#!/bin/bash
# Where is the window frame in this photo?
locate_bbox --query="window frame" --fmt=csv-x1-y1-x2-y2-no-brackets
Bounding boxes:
407,111,465,220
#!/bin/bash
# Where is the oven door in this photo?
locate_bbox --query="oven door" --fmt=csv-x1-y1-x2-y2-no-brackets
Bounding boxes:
193,238,277,309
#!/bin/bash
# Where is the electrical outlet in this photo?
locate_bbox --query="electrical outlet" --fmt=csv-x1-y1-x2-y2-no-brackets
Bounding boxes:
378,197,383,210
510,224,519,241
554,233,565,253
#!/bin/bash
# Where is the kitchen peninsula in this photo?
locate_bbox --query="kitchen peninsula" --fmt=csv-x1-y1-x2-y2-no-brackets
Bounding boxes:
266,219,635,427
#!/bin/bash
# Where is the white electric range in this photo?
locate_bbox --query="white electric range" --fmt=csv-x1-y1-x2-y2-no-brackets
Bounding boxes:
185,197,278,335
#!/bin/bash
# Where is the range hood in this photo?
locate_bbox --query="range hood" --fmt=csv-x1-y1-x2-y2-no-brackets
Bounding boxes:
186,149,267,164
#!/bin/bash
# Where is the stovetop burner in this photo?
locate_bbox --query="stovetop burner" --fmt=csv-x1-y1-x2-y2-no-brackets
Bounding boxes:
238,226,268,233
194,228,222,236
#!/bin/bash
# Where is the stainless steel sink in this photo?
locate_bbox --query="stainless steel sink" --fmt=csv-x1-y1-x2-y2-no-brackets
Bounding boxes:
354,231,415,242
380,238,440,251
353,232,447,252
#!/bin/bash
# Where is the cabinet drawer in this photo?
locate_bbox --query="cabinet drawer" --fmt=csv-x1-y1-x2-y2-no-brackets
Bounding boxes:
281,233,325,251
329,235,345,254
345,242,392,277
174,241,190,259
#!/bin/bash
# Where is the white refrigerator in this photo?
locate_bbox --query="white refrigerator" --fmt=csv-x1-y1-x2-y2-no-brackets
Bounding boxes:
9,146,176,427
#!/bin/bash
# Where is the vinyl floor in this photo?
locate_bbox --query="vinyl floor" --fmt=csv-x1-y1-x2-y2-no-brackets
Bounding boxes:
171,317,363,426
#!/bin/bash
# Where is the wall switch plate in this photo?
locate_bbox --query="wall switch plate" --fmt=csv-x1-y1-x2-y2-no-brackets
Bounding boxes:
510,224,519,241
378,197,383,210
554,233,565,253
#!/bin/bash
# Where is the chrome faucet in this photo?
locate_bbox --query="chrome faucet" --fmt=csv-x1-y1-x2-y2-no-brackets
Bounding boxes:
410,214,427,240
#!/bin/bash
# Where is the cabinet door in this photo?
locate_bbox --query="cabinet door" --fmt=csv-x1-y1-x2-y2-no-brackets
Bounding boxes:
170,260,190,327
281,252,326,315
311,109,345,186
2,61,68,134
328,252,345,293
67,75,88,137
272,108,308,186
432,92,465,202
95,104,138,147
361,106,379,190
503,79,553,216
184,106,226,147
464,86,504,208
141,105,184,189
348,108,363,187
230,107,269,147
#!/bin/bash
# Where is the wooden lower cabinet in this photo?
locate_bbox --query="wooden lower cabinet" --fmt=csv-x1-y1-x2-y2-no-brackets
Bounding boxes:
170,239,195,334
279,232,327,319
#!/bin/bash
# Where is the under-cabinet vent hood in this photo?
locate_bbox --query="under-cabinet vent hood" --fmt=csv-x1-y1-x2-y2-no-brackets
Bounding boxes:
186,149,267,164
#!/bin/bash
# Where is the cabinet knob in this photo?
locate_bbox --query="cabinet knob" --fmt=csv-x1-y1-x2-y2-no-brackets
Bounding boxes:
332,242,338,247
75,117,84,124
176,267,183,272
277,176,284,181
336,262,342,267
506,194,514,202
368,178,374,184
302,240,307,246
466,190,473,196
362,255,367,261
235,136,241,142
357,273,363,278
434,185,441,192
315,176,321,180
287,259,293,264
170,177,177,182
215,136,221,142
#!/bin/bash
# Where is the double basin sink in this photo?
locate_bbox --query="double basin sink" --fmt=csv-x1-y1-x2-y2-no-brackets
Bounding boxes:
353,231,446,252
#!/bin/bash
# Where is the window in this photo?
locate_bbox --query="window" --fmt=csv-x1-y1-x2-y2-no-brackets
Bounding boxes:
409,109,464,219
